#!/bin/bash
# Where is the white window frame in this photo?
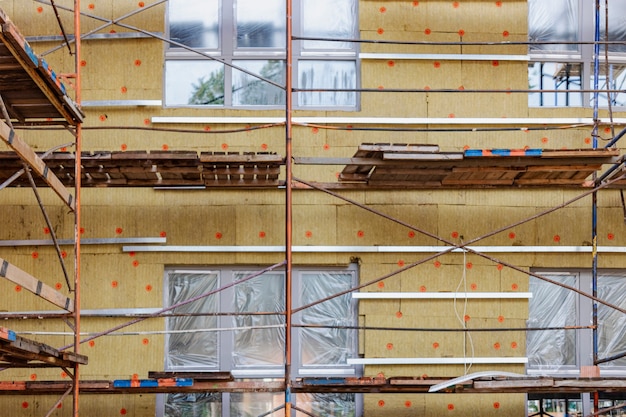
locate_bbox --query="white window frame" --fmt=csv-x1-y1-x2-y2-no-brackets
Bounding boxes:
528,0,626,108
527,269,626,377
159,264,361,417
164,0,360,110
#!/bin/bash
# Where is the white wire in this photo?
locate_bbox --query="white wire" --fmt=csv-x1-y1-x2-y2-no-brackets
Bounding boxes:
453,247,475,375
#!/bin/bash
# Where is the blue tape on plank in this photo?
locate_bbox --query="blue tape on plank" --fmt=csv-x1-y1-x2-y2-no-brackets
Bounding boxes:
464,149,483,157
0,329,16,342
465,148,543,157
24,43,39,67
175,379,193,387
301,378,347,385
112,379,193,388
113,379,159,388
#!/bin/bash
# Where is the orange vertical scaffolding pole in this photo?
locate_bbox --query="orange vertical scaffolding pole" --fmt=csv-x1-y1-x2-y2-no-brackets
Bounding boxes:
285,0,293,414
72,0,82,416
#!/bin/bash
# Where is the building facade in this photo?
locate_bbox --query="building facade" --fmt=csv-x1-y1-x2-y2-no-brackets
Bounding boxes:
1,1,626,416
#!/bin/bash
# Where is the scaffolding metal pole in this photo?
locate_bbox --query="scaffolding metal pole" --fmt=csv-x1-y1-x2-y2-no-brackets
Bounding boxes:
591,0,601,414
72,0,82,416
285,0,294,414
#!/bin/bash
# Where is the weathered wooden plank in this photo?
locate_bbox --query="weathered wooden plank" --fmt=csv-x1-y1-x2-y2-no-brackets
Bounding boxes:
359,143,440,153
200,153,283,163
474,379,555,390
382,152,464,161
0,121,75,210
0,257,74,311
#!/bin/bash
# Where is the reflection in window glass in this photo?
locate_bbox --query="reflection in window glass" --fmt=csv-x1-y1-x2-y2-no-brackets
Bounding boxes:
302,0,357,50
528,62,582,107
528,0,579,53
526,399,582,416
232,61,286,106
232,272,285,367
231,392,285,417
236,0,285,48
166,272,219,369
168,0,219,48
298,61,356,107
165,61,225,106
165,392,222,417
528,274,578,369
591,64,626,107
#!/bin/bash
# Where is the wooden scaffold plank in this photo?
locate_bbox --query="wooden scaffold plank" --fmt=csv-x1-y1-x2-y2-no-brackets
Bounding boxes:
0,120,75,210
0,258,74,312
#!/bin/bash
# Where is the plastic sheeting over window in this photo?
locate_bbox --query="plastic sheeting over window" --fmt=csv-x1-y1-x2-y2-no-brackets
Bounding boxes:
298,272,357,367
298,61,357,107
598,273,626,367
600,1,626,53
296,393,356,417
527,273,578,370
302,0,357,50
232,272,285,368
528,0,579,53
235,0,285,49
165,392,221,417
166,272,220,370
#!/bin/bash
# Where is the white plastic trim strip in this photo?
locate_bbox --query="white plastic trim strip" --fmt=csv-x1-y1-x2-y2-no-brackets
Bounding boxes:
123,245,626,254
151,116,626,125
347,357,528,365
360,53,529,61
352,292,532,299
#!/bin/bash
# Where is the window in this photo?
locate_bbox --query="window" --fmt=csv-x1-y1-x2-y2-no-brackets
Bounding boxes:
165,0,358,109
527,270,626,416
161,265,360,417
527,272,579,371
528,0,626,107
528,270,626,374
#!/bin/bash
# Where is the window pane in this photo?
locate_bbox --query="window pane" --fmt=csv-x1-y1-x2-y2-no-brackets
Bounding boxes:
235,0,285,48
298,61,356,107
601,1,626,53
232,272,285,367
167,273,219,369
300,272,356,366
302,0,357,50
528,274,578,369
232,61,286,106
528,0,579,53
168,0,219,49
598,274,626,367
165,393,222,417
296,393,356,417
528,62,582,107
165,61,225,106
590,63,626,107
231,392,285,417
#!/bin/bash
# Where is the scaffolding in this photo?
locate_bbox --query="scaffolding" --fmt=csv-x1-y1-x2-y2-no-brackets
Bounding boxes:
2,1,626,416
